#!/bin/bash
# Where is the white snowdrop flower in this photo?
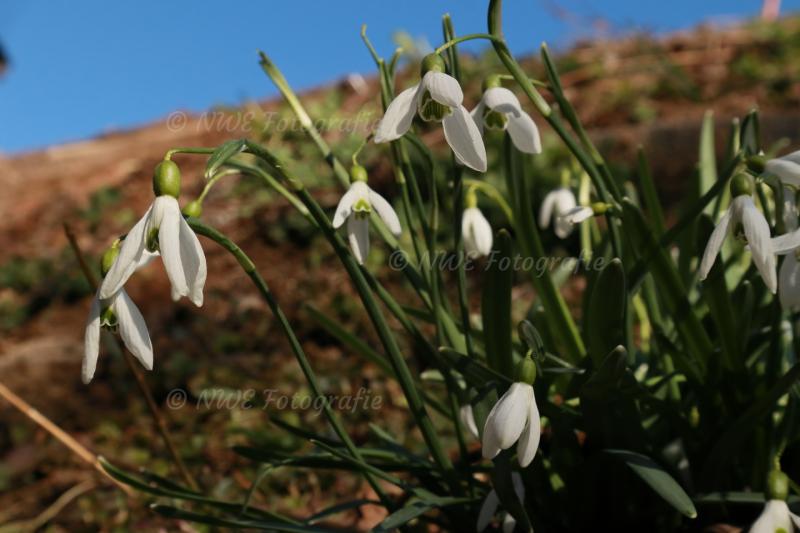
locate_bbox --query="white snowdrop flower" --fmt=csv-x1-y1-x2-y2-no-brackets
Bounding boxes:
775,188,800,309
471,77,541,154
750,500,800,533
332,166,401,265
477,472,525,532
750,470,800,533
83,245,153,384
459,404,480,440
99,160,207,307
462,207,493,259
699,174,776,294
765,149,800,187
558,205,594,226
482,358,541,468
539,187,578,239
374,53,487,172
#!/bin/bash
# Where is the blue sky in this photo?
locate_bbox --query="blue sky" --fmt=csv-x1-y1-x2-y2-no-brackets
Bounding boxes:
0,1,796,153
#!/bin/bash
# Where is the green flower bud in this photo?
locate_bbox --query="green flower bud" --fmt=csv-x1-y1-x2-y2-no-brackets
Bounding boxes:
153,160,181,198
182,200,203,218
420,53,446,76
730,173,754,197
767,469,789,501
515,357,537,385
746,155,767,175
350,164,368,183
482,74,503,92
100,244,120,277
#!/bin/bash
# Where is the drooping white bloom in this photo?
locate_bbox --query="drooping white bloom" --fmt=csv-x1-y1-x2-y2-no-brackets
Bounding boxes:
699,195,776,293
539,187,578,239
477,472,525,533
776,189,800,309
332,180,401,264
83,288,152,384
482,382,541,467
459,404,480,440
99,196,207,306
558,205,594,226
471,87,542,154
374,61,487,172
765,150,800,187
462,207,493,258
749,500,800,533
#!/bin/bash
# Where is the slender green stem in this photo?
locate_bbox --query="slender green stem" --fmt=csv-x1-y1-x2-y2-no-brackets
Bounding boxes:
464,179,514,223
434,33,503,55
187,219,393,509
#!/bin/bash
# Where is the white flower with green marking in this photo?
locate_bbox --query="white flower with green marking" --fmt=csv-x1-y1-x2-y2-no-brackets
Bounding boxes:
539,187,578,239
374,54,487,172
471,82,541,154
749,500,800,533
462,207,493,259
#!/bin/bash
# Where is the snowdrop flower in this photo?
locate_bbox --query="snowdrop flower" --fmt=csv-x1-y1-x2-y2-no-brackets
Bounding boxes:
774,189,800,309
374,54,487,172
477,472,525,533
462,189,493,258
332,165,401,264
482,358,541,468
558,205,594,226
699,174,776,293
83,246,153,384
471,76,541,154
459,404,480,440
750,469,800,533
99,160,207,306
539,187,578,239
764,150,800,187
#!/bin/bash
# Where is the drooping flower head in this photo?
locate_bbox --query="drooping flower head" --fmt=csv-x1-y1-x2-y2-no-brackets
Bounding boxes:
774,187,800,309
332,165,402,264
471,75,541,155
482,357,541,468
749,469,800,533
699,173,776,293
374,53,487,172
83,244,153,384
462,188,493,259
764,150,800,187
539,187,578,239
99,160,207,306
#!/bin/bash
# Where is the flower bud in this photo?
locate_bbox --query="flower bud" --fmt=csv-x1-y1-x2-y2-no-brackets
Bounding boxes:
767,469,789,501
182,200,203,218
481,74,503,92
420,53,446,76
730,173,754,197
100,244,120,277
153,160,181,198
746,154,767,175
350,164,368,183
515,357,537,385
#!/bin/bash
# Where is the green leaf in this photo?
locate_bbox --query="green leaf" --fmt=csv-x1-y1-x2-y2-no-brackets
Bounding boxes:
740,109,761,156
585,258,626,366
604,449,697,518
482,229,513,378
152,505,328,532
699,110,717,214
438,347,512,390
376,499,434,530
204,138,246,178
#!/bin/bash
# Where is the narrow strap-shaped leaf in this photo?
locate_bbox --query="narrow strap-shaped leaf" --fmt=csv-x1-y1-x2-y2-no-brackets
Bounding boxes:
699,110,717,215
585,258,626,366
152,505,330,532
204,138,246,179
482,230,514,378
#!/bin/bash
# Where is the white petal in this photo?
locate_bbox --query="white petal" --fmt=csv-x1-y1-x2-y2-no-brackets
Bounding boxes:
767,159,800,187
476,490,499,532
780,149,800,165
158,197,190,299
740,196,777,293
782,186,798,231
538,191,557,229
136,250,160,270
332,183,362,229
750,500,792,533
459,404,480,440
442,106,488,172
482,383,533,456
507,112,542,154
553,189,578,239
374,85,421,143
368,188,402,236
347,216,370,265
462,207,493,258
98,204,153,299
422,71,463,107
779,254,800,309
501,513,516,533
483,87,522,113
698,208,733,280
113,290,153,371
82,294,102,384
772,228,800,255
790,511,800,528
516,392,541,467
470,102,485,135
561,206,594,224
177,215,207,307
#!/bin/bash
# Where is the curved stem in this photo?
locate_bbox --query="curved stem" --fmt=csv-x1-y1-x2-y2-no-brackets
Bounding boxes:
464,178,514,223
434,33,503,55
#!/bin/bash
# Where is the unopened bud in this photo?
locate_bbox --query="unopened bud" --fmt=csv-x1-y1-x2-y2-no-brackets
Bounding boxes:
153,160,181,198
